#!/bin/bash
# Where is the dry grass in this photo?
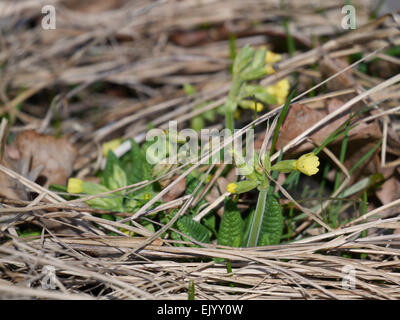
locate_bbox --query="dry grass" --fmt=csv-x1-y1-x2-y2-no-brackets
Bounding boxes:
0,0,400,299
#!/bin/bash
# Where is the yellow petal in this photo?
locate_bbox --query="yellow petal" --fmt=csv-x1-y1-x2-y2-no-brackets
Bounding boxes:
102,139,121,157
264,64,275,75
234,110,242,120
294,153,320,176
249,102,264,112
265,50,282,64
226,183,238,194
67,178,83,194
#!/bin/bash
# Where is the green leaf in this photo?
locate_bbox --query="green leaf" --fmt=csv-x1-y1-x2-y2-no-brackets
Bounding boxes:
183,84,196,96
202,213,217,237
127,139,152,184
258,193,283,246
82,181,123,211
86,195,123,212
102,150,120,188
233,45,254,75
176,215,211,244
108,164,128,190
191,116,204,131
237,48,267,81
186,172,201,195
270,89,295,156
202,109,215,122
250,48,266,70
217,198,243,247
240,68,266,81
142,221,155,233
241,209,254,247
241,84,277,104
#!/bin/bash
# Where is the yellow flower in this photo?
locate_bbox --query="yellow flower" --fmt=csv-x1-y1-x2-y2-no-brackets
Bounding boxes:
265,50,282,64
294,153,320,176
102,139,121,157
67,178,83,194
265,78,290,105
234,109,242,120
249,102,264,112
226,182,238,194
264,64,275,75
144,193,151,201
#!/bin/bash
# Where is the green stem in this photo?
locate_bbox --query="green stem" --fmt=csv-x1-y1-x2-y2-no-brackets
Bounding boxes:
188,280,195,300
225,77,242,132
225,108,234,133
247,186,268,247
226,259,235,288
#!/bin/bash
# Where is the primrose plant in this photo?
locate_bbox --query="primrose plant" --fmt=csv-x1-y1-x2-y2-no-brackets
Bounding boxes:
63,44,319,249
220,45,319,247
224,150,320,247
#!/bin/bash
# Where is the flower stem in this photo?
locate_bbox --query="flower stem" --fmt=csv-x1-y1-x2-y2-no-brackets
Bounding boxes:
246,186,268,247
224,77,242,132
225,108,234,133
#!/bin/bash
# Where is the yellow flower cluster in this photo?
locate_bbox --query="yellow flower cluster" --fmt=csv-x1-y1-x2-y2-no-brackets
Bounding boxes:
249,102,264,112
226,182,237,194
265,50,282,64
294,153,320,176
265,78,290,105
264,50,282,75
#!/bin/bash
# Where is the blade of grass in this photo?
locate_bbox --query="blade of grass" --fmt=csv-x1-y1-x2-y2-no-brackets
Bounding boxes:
270,90,296,157
349,139,382,175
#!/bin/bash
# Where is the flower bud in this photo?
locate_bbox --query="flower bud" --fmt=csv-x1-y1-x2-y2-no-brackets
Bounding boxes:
271,160,296,173
226,180,259,194
294,153,320,176
67,178,83,194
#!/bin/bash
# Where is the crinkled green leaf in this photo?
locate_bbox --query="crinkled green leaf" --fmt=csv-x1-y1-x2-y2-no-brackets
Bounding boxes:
126,139,152,184
186,172,201,195
176,215,211,244
258,193,283,246
242,85,277,104
233,45,255,75
202,213,217,237
102,150,120,188
218,198,243,247
250,48,266,70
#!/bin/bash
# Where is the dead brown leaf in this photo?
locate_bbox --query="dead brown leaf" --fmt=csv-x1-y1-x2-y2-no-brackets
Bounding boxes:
0,158,21,200
15,130,77,188
376,167,400,218
274,99,382,183
276,100,381,155
319,56,356,91
162,176,186,203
